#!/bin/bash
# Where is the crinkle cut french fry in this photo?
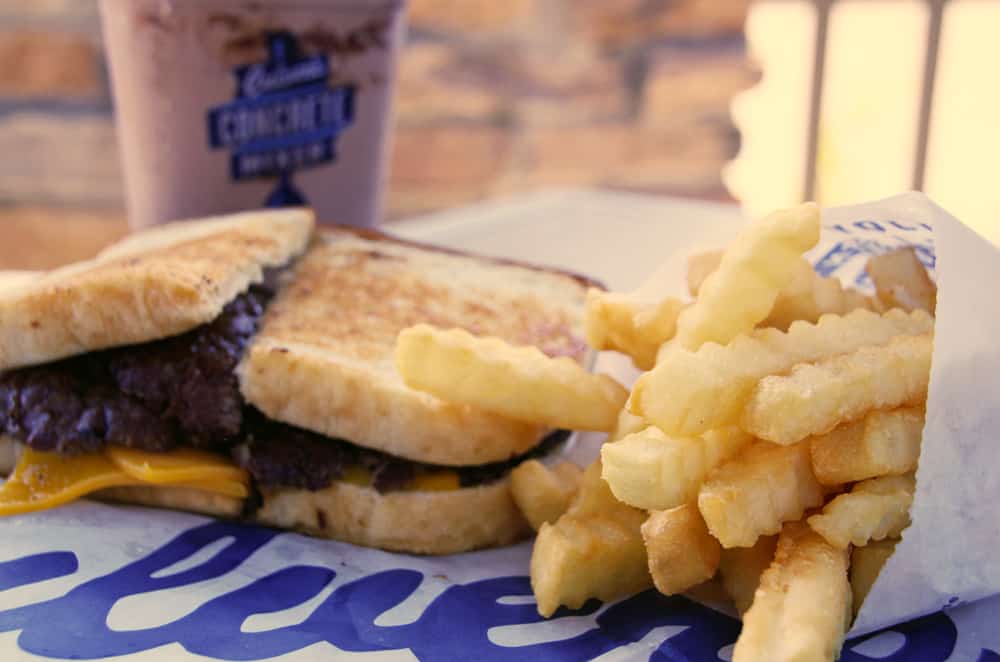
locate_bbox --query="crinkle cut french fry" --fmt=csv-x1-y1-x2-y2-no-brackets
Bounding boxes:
631,308,932,437
851,539,898,616
585,289,685,370
764,258,879,331
810,407,924,485
732,521,851,662
530,461,650,617
674,202,821,350
718,535,778,614
866,246,937,314
602,426,751,511
741,333,933,445
642,504,721,596
689,253,877,331
608,407,648,442
698,441,823,549
396,324,628,431
687,250,723,297
510,459,582,531
807,474,915,549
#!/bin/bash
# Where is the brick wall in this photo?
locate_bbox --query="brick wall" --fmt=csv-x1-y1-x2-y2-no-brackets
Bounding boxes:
0,0,755,220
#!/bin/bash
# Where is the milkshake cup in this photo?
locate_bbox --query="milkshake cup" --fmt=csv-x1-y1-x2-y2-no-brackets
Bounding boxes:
99,0,406,228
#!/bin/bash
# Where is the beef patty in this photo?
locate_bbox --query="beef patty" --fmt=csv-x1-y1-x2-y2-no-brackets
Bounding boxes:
232,414,570,494
0,271,279,454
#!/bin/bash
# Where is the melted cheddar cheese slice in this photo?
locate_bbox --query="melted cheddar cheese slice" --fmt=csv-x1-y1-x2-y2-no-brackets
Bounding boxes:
0,444,465,517
411,471,461,491
106,446,249,485
0,446,251,516
0,449,143,515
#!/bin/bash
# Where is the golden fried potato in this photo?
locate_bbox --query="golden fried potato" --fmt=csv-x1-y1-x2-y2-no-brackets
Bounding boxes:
632,308,932,436
850,539,898,616
510,459,582,531
764,258,879,330
733,521,851,662
642,504,721,596
810,407,924,485
686,250,723,297
585,289,685,370
866,246,937,314
688,253,877,331
741,333,932,445
608,407,648,442
718,535,777,614
674,202,820,350
396,324,628,431
698,441,823,549
808,474,915,548
602,426,751,511
530,460,650,617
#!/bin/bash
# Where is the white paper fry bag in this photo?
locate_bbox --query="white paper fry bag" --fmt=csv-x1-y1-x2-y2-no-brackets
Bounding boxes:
815,192,1000,636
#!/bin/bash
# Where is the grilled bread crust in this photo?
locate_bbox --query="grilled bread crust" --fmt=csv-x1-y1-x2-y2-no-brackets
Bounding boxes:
0,271,40,292
0,208,313,371
254,478,531,555
96,485,245,519
96,479,529,555
240,226,595,466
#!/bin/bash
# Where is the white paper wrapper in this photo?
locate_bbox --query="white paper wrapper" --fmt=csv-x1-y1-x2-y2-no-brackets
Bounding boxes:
0,190,997,661
817,193,1000,637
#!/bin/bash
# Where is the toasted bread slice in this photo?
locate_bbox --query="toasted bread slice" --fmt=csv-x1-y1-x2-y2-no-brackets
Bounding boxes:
254,479,530,554
0,271,40,292
0,208,314,371
97,477,528,554
239,227,595,466
96,484,245,519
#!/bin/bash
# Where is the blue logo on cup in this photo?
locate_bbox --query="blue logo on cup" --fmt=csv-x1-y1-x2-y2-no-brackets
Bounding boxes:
206,31,356,206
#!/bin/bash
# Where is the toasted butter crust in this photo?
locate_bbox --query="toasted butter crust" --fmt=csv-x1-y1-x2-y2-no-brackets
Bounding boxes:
100,479,530,555
240,226,595,466
0,208,314,371
255,478,531,555
95,484,244,519
0,271,40,292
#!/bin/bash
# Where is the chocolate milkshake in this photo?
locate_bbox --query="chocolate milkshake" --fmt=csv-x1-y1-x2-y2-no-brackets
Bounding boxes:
99,0,406,228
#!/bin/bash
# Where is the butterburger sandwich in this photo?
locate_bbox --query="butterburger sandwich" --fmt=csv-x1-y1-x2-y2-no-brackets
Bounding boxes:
0,212,594,554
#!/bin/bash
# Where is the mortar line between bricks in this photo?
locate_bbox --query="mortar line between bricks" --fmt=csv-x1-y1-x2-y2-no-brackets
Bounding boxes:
0,100,113,119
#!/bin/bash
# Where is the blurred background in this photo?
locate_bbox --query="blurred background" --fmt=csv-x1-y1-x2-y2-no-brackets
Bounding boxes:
0,0,754,266
1,0,998,268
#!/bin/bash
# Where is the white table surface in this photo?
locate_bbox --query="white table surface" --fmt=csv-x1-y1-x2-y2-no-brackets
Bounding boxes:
394,189,747,292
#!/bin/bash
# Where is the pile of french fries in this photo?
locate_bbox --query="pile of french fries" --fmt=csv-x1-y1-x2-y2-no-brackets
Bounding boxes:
394,201,938,661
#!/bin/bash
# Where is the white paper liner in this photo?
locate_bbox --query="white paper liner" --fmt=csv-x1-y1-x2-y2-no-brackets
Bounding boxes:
822,193,1000,636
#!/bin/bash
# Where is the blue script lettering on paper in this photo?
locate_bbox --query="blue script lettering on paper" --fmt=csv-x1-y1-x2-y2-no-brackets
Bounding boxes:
814,236,935,288
0,550,77,591
0,521,959,661
206,31,355,206
826,219,933,235
841,613,956,661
